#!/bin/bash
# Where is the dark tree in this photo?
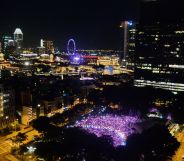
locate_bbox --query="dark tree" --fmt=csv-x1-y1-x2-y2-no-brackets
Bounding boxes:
32,116,50,132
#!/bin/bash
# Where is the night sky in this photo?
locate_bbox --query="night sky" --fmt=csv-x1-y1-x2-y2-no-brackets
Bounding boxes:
0,0,139,50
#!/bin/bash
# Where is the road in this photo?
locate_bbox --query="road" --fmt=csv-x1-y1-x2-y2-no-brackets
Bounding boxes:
0,126,40,160
0,140,12,155
1,154,19,161
0,126,33,142
22,129,40,144
172,132,184,161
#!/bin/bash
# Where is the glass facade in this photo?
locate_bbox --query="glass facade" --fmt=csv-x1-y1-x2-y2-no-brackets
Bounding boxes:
120,21,137,69
14,28,23,55
0,85,15,129
134,0,184,92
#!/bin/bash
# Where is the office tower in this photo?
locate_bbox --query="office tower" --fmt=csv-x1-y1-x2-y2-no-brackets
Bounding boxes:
120,21,136,69
0,42,1,53
40,39,44,47
21,106,36,125
0,84,15,129
14,28,23,55
20,89,32,106
2,36,15,58
40,39,54,54
134,0,184,92
2,36,12,54
37,47,46,55
37,39,46,55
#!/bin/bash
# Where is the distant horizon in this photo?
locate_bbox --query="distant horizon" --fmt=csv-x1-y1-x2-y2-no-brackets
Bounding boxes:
0,0,139,50
0,22,137,51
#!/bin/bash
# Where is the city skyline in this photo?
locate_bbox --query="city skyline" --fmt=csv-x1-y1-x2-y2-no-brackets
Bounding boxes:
0,0,184,160
0,0,139,50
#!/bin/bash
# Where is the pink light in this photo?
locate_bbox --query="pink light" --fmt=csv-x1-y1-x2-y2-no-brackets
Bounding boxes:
74,114,140,147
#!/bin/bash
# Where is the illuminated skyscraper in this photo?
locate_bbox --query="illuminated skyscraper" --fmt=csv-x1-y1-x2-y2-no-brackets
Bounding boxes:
120,21,136,69
2,36,12,53
2,36,15,58
14,28,23,55
40,39,44,47
40,39,54,54
0,84,15,129
134,0,184,92
37,39,46,55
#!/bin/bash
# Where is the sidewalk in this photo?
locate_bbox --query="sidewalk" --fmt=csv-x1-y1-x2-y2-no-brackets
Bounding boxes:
5,154,19,161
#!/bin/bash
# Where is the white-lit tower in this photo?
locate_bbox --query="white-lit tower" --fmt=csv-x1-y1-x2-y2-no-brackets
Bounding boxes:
14,28,23,55
120,21,136,69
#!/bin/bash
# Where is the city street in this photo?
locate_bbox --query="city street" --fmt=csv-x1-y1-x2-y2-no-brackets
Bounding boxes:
22,129,40,144
0,126,33,142
172,132,184,161
2,154,19,161
0,140,12,155
0,126,40,160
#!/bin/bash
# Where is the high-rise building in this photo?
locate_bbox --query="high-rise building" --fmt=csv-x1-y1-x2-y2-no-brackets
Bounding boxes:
2,36,13,53
134,0,184,92
14,28,23,55
2,36,15,58
0,42,2,53
2,36,12,53
120,21,137,69
0,84,15,129
21,106,36,125
37,47,45,55
40,39,54,54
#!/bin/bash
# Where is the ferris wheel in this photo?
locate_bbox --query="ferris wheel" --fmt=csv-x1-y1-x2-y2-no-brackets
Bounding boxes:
67,39,76,55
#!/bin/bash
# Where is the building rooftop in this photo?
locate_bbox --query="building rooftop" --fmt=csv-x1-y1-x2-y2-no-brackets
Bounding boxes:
14,28,23,35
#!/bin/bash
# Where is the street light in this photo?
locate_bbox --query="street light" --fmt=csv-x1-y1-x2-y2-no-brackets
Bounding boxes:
24,61,30,66
27,146,36,153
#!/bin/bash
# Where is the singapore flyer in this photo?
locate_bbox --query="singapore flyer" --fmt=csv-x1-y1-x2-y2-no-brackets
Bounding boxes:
67,39,76,55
